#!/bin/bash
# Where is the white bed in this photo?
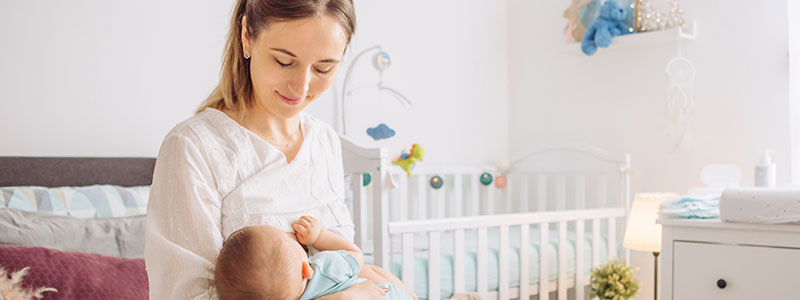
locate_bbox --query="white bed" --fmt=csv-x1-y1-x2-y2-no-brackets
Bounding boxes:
340,139,631,300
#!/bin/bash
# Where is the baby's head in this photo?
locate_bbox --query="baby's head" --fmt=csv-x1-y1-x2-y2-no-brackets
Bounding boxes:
214,225,313,300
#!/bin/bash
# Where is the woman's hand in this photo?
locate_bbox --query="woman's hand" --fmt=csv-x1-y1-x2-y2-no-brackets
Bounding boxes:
292,215,322,246
315,280,388,300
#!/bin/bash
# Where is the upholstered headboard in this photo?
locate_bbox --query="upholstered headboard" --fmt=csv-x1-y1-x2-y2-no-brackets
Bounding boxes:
0,157,156,187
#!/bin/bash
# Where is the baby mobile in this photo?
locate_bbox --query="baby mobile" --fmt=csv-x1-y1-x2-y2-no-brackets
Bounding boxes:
339,45,412,139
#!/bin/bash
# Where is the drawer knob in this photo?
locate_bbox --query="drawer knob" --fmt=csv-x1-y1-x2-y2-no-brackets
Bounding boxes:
716,279,727,289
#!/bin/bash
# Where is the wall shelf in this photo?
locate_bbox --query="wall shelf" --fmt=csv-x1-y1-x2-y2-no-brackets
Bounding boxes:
563,21,697,55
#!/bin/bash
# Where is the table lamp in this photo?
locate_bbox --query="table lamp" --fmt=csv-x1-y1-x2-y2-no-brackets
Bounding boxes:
623,193,677,300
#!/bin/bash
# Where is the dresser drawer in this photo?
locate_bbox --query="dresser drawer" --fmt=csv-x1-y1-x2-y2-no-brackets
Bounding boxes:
672,241,800,300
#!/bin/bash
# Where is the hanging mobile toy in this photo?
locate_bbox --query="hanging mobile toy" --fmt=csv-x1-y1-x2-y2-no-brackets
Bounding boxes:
392,144,424,177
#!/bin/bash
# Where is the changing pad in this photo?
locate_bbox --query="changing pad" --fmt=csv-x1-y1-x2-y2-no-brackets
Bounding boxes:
720,188,800,224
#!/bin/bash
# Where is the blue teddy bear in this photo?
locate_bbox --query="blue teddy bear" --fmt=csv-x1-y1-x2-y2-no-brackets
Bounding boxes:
581,0,631,55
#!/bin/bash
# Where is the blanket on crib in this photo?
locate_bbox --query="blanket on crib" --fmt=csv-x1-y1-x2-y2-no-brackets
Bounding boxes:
366,228,613,300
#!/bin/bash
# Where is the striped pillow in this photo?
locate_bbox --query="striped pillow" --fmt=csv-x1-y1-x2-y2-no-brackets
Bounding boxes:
0,185,149,218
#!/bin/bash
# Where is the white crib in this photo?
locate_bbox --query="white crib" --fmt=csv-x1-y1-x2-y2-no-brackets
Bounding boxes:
340,138,631,300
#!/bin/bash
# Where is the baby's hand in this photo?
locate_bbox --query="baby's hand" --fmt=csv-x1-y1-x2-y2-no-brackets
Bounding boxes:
292,216,322,246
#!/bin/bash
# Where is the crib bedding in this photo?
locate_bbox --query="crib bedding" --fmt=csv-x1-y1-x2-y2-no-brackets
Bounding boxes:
366,228,611,300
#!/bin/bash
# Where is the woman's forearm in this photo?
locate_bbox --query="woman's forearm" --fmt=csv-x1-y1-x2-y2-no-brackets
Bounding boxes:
315,289,350,300
315,281,386,300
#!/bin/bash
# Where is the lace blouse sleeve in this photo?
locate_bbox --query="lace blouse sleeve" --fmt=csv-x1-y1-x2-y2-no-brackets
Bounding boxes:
145,131,224,300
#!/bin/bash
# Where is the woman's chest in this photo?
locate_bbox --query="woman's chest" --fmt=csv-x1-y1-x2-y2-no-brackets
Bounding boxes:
218,137,345,235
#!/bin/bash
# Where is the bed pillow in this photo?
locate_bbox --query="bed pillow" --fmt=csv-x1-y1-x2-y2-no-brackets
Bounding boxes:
0,185,149,218
0,208,146,258
0,245,147,299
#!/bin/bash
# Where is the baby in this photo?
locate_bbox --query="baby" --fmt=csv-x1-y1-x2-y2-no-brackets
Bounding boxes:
214,216,417,300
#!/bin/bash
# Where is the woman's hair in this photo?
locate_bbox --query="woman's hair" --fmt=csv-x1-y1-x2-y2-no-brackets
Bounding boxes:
196,0,356,119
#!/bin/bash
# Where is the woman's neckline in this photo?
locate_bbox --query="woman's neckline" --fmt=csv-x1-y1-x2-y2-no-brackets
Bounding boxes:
206,108,310,165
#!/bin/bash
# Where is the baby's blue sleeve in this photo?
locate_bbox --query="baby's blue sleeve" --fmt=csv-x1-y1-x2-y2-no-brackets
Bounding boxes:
299,250,365,300
312,250,361,280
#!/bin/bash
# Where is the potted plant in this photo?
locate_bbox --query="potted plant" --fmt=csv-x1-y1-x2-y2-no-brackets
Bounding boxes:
590,260,640,300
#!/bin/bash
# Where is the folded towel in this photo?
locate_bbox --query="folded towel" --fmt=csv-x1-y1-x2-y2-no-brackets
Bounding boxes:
658,195,719,219
720,188,800,224
660,195,719,209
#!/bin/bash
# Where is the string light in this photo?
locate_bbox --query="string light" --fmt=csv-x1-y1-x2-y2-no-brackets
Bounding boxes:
636,0,685,32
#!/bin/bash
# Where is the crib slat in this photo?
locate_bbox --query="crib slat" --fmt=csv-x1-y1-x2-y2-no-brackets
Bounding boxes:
537,175,547,211
436,187,445,219
477,227,489,298
499,225,510,300
453,229,465,293
428,231,441,300
453,174,463,217
557,221,567,300
389,177,399,222
471,174,480,216
592,218,601,267
504,178,512,214
576,220,586,300
556,175,566,211
374,167,390,269
539,222,549,300
519,224,530,299
486,184,495,215
352,173,367,250
399,174,409,221
596,174,608,209
401,233,414,289
519,175,529,212
608,217,617,260
575,175,586,210
416,175,426,220
429,186,444,219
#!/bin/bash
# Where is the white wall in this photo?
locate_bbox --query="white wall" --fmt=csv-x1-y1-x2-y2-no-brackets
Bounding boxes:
0,0,231,157
0,0,510,167
306,0,509,167
508,0,789,299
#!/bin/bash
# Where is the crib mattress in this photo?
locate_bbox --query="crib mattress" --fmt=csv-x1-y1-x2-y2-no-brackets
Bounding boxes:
366,228,611,300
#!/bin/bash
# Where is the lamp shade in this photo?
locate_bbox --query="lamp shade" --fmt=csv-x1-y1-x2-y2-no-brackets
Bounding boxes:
623,193,677,253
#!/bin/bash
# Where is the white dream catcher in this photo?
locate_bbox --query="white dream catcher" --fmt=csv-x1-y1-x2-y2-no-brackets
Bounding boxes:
664,38,695,152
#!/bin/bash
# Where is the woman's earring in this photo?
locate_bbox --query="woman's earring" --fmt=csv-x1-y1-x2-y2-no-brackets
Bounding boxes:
244,51,251,59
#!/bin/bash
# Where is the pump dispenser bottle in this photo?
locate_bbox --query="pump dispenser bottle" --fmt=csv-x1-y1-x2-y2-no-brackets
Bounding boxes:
755,151,776,187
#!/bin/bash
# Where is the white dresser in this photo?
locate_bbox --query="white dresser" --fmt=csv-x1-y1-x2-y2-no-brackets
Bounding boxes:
659,219,800,300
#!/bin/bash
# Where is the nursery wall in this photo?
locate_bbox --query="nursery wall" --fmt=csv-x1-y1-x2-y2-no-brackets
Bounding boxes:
0,0,510,168
307,0,510,167
508,0,790,299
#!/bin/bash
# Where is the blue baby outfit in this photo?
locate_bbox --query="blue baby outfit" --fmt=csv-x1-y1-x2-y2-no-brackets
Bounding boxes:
298,250,413,300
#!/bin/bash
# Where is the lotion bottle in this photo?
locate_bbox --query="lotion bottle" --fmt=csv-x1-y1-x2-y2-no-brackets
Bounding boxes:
755,150,776,187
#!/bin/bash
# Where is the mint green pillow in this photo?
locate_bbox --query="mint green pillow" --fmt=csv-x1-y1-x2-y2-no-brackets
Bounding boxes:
0,185,149,218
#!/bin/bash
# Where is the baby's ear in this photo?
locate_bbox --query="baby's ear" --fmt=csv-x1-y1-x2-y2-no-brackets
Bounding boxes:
301,261,314,279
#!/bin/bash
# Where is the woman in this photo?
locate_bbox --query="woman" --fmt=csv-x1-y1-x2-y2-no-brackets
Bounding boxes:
144,0,386,299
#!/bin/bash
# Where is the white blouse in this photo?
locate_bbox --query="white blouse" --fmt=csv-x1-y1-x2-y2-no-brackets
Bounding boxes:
145,108,354,300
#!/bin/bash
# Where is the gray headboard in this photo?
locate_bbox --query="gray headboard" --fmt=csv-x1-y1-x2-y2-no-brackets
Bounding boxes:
0,157,156,187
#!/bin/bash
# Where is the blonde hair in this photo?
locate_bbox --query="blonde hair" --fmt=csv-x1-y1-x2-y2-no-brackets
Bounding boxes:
196,0,357,120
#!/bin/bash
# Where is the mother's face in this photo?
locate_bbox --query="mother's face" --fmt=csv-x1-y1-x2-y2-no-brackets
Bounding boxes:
242,15,348,119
